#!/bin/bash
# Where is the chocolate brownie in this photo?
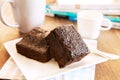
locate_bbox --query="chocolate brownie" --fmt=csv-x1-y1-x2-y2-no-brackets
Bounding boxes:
47,24,90,68
16,27,52,62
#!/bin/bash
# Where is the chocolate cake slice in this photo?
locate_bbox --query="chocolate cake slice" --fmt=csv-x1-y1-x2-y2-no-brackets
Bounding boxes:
47,24,90,68
16,27,51,62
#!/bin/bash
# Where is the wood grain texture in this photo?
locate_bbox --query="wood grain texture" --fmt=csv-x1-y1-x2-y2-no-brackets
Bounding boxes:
95,29,120,80
0,0,120,80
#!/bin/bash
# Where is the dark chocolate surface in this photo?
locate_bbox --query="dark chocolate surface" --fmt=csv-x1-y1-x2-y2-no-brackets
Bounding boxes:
16,27,51,62
47,24,90,68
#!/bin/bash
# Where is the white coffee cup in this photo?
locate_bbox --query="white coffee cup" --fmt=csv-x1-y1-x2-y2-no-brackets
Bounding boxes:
77,10,112,39
0,0,46,33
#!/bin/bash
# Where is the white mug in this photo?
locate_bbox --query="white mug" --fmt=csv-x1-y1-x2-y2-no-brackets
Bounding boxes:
77,10,112,39
0,0,46,33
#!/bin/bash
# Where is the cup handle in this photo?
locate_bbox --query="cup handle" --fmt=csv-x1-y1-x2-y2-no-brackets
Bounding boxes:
0,0,19,27
100,18,112,30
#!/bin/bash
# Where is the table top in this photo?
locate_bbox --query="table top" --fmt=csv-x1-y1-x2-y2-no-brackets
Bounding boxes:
0,0,120,80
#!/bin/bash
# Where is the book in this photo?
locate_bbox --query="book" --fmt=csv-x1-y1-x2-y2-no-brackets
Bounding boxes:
112,22,120,29
46,3,120,29
47,3,120,15
46,5,120,22
104,15,120,22
56,0,118,5
56,4,120,10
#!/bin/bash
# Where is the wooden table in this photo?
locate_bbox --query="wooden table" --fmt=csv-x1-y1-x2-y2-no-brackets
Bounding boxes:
0,0,120,80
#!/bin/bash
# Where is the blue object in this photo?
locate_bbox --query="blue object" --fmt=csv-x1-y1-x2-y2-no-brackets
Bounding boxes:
104,16,120,22
46,4,120,22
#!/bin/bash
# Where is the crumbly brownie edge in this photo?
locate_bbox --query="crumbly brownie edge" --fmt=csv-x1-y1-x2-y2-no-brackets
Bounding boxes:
16,41,52,63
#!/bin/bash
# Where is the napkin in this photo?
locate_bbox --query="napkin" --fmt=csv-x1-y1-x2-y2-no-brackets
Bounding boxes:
0,57,25,79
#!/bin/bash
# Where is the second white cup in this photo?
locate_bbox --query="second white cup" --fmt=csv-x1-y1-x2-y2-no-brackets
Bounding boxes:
77,10,112,39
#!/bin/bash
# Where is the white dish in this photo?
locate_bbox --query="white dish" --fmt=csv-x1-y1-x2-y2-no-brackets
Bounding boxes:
4,38,108,80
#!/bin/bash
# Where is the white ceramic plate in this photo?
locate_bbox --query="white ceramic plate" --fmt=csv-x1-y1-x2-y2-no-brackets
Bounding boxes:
4,38,108,80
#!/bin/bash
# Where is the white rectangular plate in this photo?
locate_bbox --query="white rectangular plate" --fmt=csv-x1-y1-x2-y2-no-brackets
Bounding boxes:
4,38,108,80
